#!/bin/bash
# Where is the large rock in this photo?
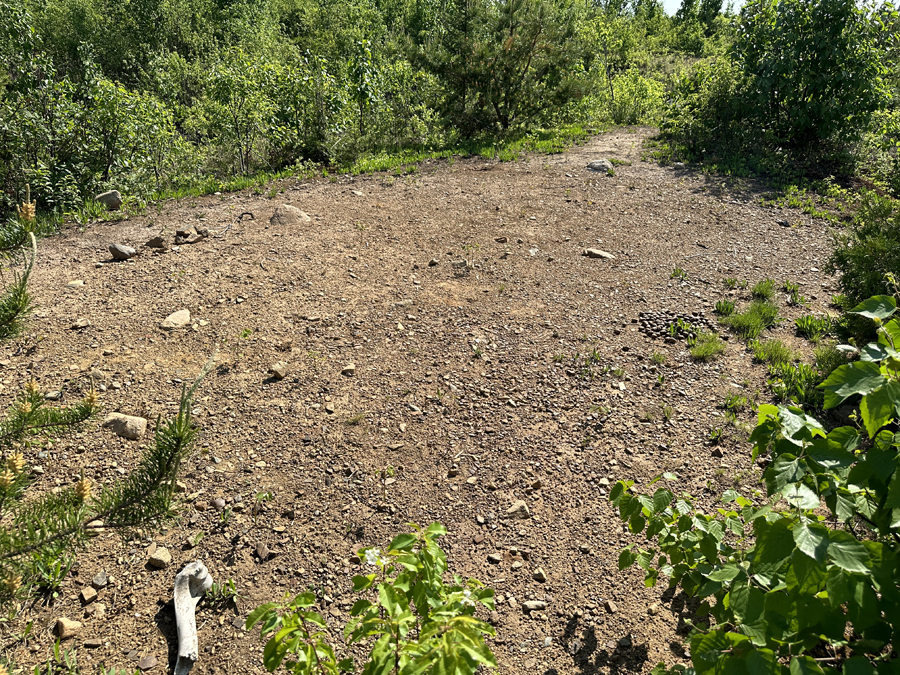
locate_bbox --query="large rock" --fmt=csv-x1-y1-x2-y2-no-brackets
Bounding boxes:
160,309,190,330
56,617,82,639
103,413,147,440
95,190,123,210
586,159,614,175
109,244,136,260
270,204,312,227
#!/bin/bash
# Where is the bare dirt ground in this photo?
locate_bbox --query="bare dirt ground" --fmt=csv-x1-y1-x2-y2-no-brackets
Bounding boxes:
5,127,838,674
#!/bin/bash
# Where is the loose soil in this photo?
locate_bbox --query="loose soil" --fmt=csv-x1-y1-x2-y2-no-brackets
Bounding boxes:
5,127,837,674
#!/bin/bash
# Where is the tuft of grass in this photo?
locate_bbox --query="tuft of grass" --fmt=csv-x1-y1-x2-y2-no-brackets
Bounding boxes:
345,413,366,426
723,278,738,290
749,339,794,365
671,267,688,281
795,314,832,343
721,301,779,341
650,351,667,365
813,342,845,378
689,331,727,362
781,280,800,293
715,299,735,316
768,361,823,409
751,278,777,301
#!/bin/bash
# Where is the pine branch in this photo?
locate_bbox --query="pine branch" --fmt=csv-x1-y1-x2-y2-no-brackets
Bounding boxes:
0,232,35,341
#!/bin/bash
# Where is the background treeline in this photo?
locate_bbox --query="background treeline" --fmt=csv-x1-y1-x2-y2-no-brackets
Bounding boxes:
2,0,899,218
0,0,731,215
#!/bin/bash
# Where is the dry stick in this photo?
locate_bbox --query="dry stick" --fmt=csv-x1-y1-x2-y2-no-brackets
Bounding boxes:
213,211,254,239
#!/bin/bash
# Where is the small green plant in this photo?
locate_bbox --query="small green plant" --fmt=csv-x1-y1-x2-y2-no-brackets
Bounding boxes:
670,267,688,281
723,393,748,412
708,427,723,444
552,353,565,363
206,578,240,608
795,314,832,342
688,331,726,362
661,404,674,421
720,301,779,340
345,413,366,426
650,352,666,365
714,299,735,316
749,338,793,365
812,342,845,378
787,289,807,306
723,277,738,290
767,361,823,408
750,278,776,301
781,280,799,293
248,523,496,675
376,465,395,504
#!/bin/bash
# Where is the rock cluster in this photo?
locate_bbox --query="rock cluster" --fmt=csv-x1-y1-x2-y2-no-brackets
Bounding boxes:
637,310,714,341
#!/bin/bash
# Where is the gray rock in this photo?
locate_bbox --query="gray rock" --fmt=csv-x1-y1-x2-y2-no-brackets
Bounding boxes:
95,190,122,210
506,500,531,520
160,309,190,330
523,600,547,612
102,413,147,440
582,248,616,260
487,553,503,564
138,655,159,671
147,547,171,569
604,599,618,613
586,159,614,175
341,363,355,376
92,571,108,589
270,204,312,227
109,244,136,260
145,236,167,249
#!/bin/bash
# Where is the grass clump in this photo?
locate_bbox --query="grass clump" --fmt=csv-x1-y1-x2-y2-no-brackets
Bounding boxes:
751,278,777,301
813,342,846,378
749,339,794,365
715,299,736,316
720,301,779,340
795,314,832,342
688,331,727,362
650,352,667,365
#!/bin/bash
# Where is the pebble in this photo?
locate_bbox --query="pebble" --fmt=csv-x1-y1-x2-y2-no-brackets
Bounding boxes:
533,567,548,582
522,600,547,612
487,553,503,564
66,280,84,288
102,413,147,440
148,547,172,569
80,587,97,604
56,617,82,639
84,638,103,648
212,498,226,511
138,655,159,671
145,236,167,248
256,542,270,561
582,248,615,260
109,244,137,260
71,317,91,329
604,599,618,614
341,363,355,376
269,362,288,380
92,571,108,589
160,309,191,330
506,500,531,520
586,159,614,174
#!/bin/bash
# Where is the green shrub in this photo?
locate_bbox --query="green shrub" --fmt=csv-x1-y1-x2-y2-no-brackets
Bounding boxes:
610,293,900,675
248,523,496,675
766,361,822,408
827,191,900,305
749,338,793,365
813,341,845,378
609,68,664,125
795,314,832,342
720,301,779,340
714,299,735,316
750,278,775,301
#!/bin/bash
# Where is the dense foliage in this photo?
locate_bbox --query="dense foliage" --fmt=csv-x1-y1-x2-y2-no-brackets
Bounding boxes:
0,0,735,216
611,293,900,675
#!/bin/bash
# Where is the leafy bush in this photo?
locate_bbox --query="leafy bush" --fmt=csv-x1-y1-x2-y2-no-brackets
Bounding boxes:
827,191,900,306
248,523,496,675
610,293,900,675
720,301,779,340
609,68,664,125
766,361,822,408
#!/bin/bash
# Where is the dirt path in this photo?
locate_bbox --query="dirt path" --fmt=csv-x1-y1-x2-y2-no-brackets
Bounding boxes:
7,127,836,674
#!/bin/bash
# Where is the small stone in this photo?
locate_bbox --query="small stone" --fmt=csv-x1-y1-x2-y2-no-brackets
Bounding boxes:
80,587,97,604
66,280,84,288
586,159,614,175
95,190,123,210
487,553,503,564
71,317,91,329
270,204,311,227
341,363,355,376
494,236,508,243
533,567,548,582
604,599,618,614
84,638,103,648
92,571,108,589
324,403,335,414
212,498,226,511
109,244,137,260
506,500,531,520
145,236,167,249
582,248,616,260
56,617,82,639
44,391,62,401
160,309,190,330
102,413,147,440
531,479,542,490
256,542,270,561
138,655,159,671
523,600,547,612
619,636,632,648
269,362,288,379
148,547,171,569
92,602,107,619
712,447,724,458
648,604,659,615
428,258,439,266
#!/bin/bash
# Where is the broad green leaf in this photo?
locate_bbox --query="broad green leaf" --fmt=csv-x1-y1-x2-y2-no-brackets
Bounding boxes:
790,655,826,675
745,649,780,675
819,362,885,409
860,381,900,438
881,318,900,349
425,522,447,537
754,518,795,564
618,546,637,570
707,564,741,582
770,454,806,491
245,603,276,629
778,405,826,441
850,295,896,320
886,470,900,509
652,487,674,513
783,484,819,509
808,436,855,468
389,533,417,551
793,521,828,562
843,657,875,675
827,532,871,574
860,342,891,362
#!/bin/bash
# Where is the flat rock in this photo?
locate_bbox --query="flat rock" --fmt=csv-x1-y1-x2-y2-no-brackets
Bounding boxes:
71,317,91,329
506,500,531,520
160,309,190,330
604,599,618,613
138,655,159,671
582,248,615,260
269,362,288,379
145,236,167,249
487,553,503,564
102,413,147,440
533,567,548,582
270,204,311,227
523,600,547,612
95,190,122,210
341,363,355,376
84,638,103,648
80,587,97,604
586,159,614,174
148,547,171,569
92,571,108,589
109,244,136,260
56,617,82,639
